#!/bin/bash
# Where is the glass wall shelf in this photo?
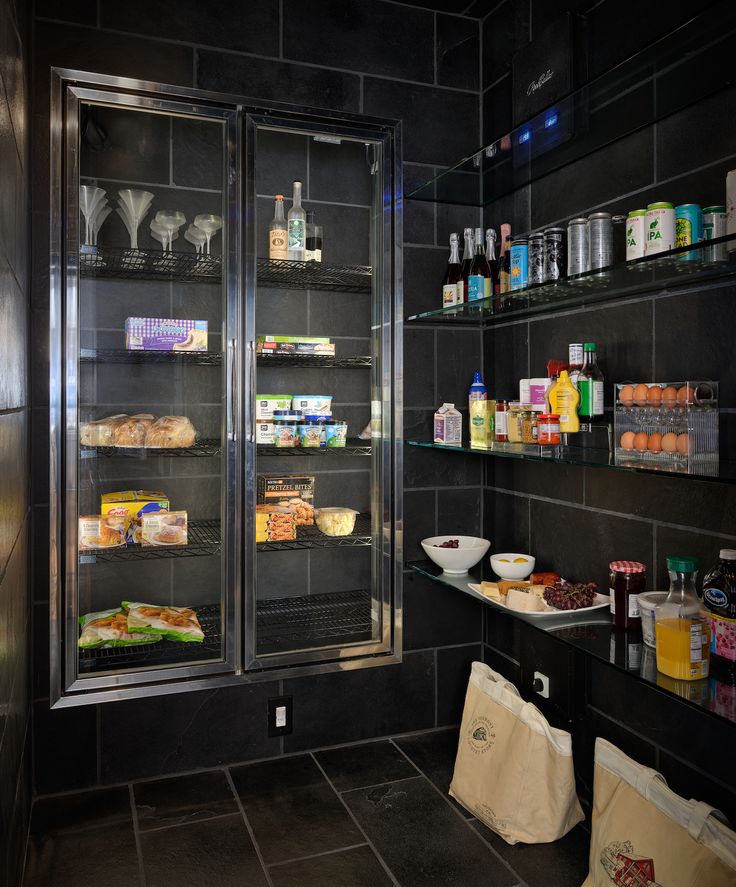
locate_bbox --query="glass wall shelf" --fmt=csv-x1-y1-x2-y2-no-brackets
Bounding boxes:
409,560,736,727
258,440,371,457
405,0,736,207
80,440,222,459
406,236,736,326
406,439,734,485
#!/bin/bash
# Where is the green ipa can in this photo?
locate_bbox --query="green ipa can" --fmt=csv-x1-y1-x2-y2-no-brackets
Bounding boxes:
626,209,646,260
675,203,702,261
703,205,727,263
645,202,675,256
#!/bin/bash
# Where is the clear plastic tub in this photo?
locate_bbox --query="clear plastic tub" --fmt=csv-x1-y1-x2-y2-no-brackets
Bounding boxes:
315,507,358,536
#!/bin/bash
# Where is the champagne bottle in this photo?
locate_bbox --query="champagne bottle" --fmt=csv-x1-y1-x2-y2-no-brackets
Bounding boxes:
287,181,306,261
467,227,492,301
499,223,512,294
460,227,473,303
269,195,287,261
485,227,499,294
442,233,462,307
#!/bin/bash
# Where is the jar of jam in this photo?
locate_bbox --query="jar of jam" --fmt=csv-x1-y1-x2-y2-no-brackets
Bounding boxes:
538,413,561,445
495,400,508,442
520,407,538,444
507,402,523,443
609,561,646,629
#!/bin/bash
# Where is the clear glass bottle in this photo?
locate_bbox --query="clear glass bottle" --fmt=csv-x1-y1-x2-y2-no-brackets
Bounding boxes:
269,194,288,261
485,228,499,295
468,227,492,301
304,210,315,261
655,556,710,681
287,180,306,261
460,227,473,303
578,342,605,419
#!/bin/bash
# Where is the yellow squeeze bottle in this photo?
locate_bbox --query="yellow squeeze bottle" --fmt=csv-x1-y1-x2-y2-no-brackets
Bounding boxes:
548,369,580,433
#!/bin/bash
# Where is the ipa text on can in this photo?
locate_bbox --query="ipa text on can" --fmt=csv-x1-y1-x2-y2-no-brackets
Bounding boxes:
703,205,727,263
528,233,544,285
626,209,646,261
509,239,529,290
588,212,613,270
675,203,702,261
644,202,675,255
567,218,589,275
543,227,566,282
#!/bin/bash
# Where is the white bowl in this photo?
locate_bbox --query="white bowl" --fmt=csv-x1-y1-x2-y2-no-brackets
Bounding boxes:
421,535,491,575
490,553,535,580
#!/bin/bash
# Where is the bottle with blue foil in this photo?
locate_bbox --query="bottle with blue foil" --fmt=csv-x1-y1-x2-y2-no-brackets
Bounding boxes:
469,371,492,448
467,227,492,302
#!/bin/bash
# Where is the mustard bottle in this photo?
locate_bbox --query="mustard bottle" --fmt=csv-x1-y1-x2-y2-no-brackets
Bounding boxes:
548,369,580,433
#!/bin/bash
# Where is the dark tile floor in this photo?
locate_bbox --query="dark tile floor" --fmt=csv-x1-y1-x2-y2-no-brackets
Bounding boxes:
23,727,591,887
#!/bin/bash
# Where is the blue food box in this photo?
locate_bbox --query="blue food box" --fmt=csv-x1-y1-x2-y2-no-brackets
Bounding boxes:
125,317,208,352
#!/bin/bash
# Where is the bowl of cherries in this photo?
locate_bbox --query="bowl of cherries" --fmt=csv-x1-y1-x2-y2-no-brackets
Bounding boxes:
420,535,491,575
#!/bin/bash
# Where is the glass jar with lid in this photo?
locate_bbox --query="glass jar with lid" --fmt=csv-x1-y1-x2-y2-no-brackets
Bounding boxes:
609,560,646,629
520,407,538,444
507,402,524,443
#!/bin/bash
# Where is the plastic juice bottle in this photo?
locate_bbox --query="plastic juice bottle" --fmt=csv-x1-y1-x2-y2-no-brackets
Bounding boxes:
469,371,491,448
702,549,736,678
547,369,580,433
655,556,710,681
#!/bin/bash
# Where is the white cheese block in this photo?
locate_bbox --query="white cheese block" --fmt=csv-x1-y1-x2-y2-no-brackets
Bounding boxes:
506,587,546,612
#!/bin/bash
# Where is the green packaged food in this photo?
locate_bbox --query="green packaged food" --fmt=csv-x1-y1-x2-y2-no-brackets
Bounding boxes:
78,608,159,649
123,602,205,643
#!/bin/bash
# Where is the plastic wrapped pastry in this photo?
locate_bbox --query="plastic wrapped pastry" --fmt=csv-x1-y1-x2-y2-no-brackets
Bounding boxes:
144,416,197,448
78,608,159,648
111,413,155,447
79,414,128,447
124,602,205,643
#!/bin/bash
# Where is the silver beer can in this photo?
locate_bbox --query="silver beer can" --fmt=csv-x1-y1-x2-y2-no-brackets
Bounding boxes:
543,227,566,281
528,232,545,284
588,212,613,270
703,205,727,263
567,218,589,276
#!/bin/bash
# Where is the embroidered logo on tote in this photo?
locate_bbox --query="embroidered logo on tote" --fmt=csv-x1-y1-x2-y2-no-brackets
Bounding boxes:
601,841,662,886
467,716,496,754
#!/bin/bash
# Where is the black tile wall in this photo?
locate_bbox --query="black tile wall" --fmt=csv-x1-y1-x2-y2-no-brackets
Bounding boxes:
482,0,530,89
436,13,480,91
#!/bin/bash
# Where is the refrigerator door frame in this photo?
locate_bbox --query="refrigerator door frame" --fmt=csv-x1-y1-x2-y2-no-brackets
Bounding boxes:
48,68,403,707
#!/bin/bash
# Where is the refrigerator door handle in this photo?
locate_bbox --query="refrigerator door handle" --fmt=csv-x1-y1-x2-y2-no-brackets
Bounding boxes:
228,337,237,442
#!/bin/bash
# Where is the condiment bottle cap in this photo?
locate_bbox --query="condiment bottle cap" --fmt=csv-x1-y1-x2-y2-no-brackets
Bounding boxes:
666,555,699,572
720,549,736,560
609,561,647,573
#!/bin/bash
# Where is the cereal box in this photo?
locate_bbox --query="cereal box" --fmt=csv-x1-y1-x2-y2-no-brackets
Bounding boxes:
257,475,315,526
140,511,188,546
100,490,169,545
125,317,208,351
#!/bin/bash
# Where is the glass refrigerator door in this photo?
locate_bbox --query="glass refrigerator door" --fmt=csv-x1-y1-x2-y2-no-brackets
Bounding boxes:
244,114,400,668
52,84,240,700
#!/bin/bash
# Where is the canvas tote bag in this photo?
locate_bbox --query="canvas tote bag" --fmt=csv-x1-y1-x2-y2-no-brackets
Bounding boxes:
583,738,736,886
449,661,584,844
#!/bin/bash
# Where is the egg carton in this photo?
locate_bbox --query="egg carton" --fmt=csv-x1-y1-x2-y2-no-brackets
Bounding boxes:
613,380,719,472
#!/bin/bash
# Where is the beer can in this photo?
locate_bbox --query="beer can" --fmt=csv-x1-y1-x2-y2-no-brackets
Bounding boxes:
626,209,646,261
675,203,702,261
528,232,545,285
644,202,675,255
509,239,529,291
702,205,727,263
728,169,736,253
588,212,613,270
567,218,589,276
543,227,566,281
611,214,627,265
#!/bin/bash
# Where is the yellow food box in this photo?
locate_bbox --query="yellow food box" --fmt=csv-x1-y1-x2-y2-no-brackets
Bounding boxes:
100,490,169,544
255,505,297,542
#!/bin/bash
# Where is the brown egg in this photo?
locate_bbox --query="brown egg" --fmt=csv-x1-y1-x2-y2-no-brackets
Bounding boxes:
677,385,694,406
676,433,690,455
647,432,662,452
634,432,649,452
661,432,678,453
647,386,663,406
662,386,678,407
633,383,650,406
619,385,635,406
620,431,635,450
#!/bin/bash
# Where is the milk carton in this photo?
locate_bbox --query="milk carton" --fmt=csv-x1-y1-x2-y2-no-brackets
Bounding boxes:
434,403,462,447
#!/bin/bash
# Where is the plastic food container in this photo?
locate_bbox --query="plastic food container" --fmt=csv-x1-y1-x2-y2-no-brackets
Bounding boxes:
637,591,668,647
315,507,358,536
325,421,348,447
298,420,324,447
272,410,300,448
255,394,292,420
292,395,332,416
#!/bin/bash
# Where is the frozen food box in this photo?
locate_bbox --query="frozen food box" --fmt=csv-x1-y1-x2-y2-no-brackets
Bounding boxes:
125,317,208,351
140,511,188,546
255,394,292,419
255,420,274,444
78,515,127,550
100,490,169,544
255,505,297,542
257,335,331,345
257,475,315,526
256,335,334,356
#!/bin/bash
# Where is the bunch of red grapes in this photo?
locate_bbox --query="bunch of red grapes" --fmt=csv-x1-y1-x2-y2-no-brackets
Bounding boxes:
543,580,598,611
435,539,460,549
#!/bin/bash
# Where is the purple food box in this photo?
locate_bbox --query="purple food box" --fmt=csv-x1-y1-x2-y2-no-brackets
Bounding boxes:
125,317,208,352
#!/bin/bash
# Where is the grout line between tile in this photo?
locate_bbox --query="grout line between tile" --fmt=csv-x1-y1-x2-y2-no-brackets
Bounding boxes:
267,841,370,869
388,739,525,884
128,784,148,887
223,767,277,887
310,752,402,887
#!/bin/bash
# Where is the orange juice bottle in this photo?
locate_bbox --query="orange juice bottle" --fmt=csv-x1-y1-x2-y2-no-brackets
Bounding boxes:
655,556,710,681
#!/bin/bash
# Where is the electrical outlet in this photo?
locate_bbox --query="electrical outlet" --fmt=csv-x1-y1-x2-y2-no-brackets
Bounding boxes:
268,696,293,737
533,671,550,699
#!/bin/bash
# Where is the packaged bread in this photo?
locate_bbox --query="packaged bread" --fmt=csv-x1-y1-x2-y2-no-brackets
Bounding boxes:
78,515,127,550
78,608,159,649
124,602,205,643
111,413,155,447
145,416,197,448
80,414,128,447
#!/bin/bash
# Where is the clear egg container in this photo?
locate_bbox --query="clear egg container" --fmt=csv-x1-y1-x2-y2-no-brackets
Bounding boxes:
613,380,719,474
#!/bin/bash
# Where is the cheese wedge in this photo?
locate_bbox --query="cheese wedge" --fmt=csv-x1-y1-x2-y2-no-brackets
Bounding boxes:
506,587,546,612
480,581,502,599
530,585,547,598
